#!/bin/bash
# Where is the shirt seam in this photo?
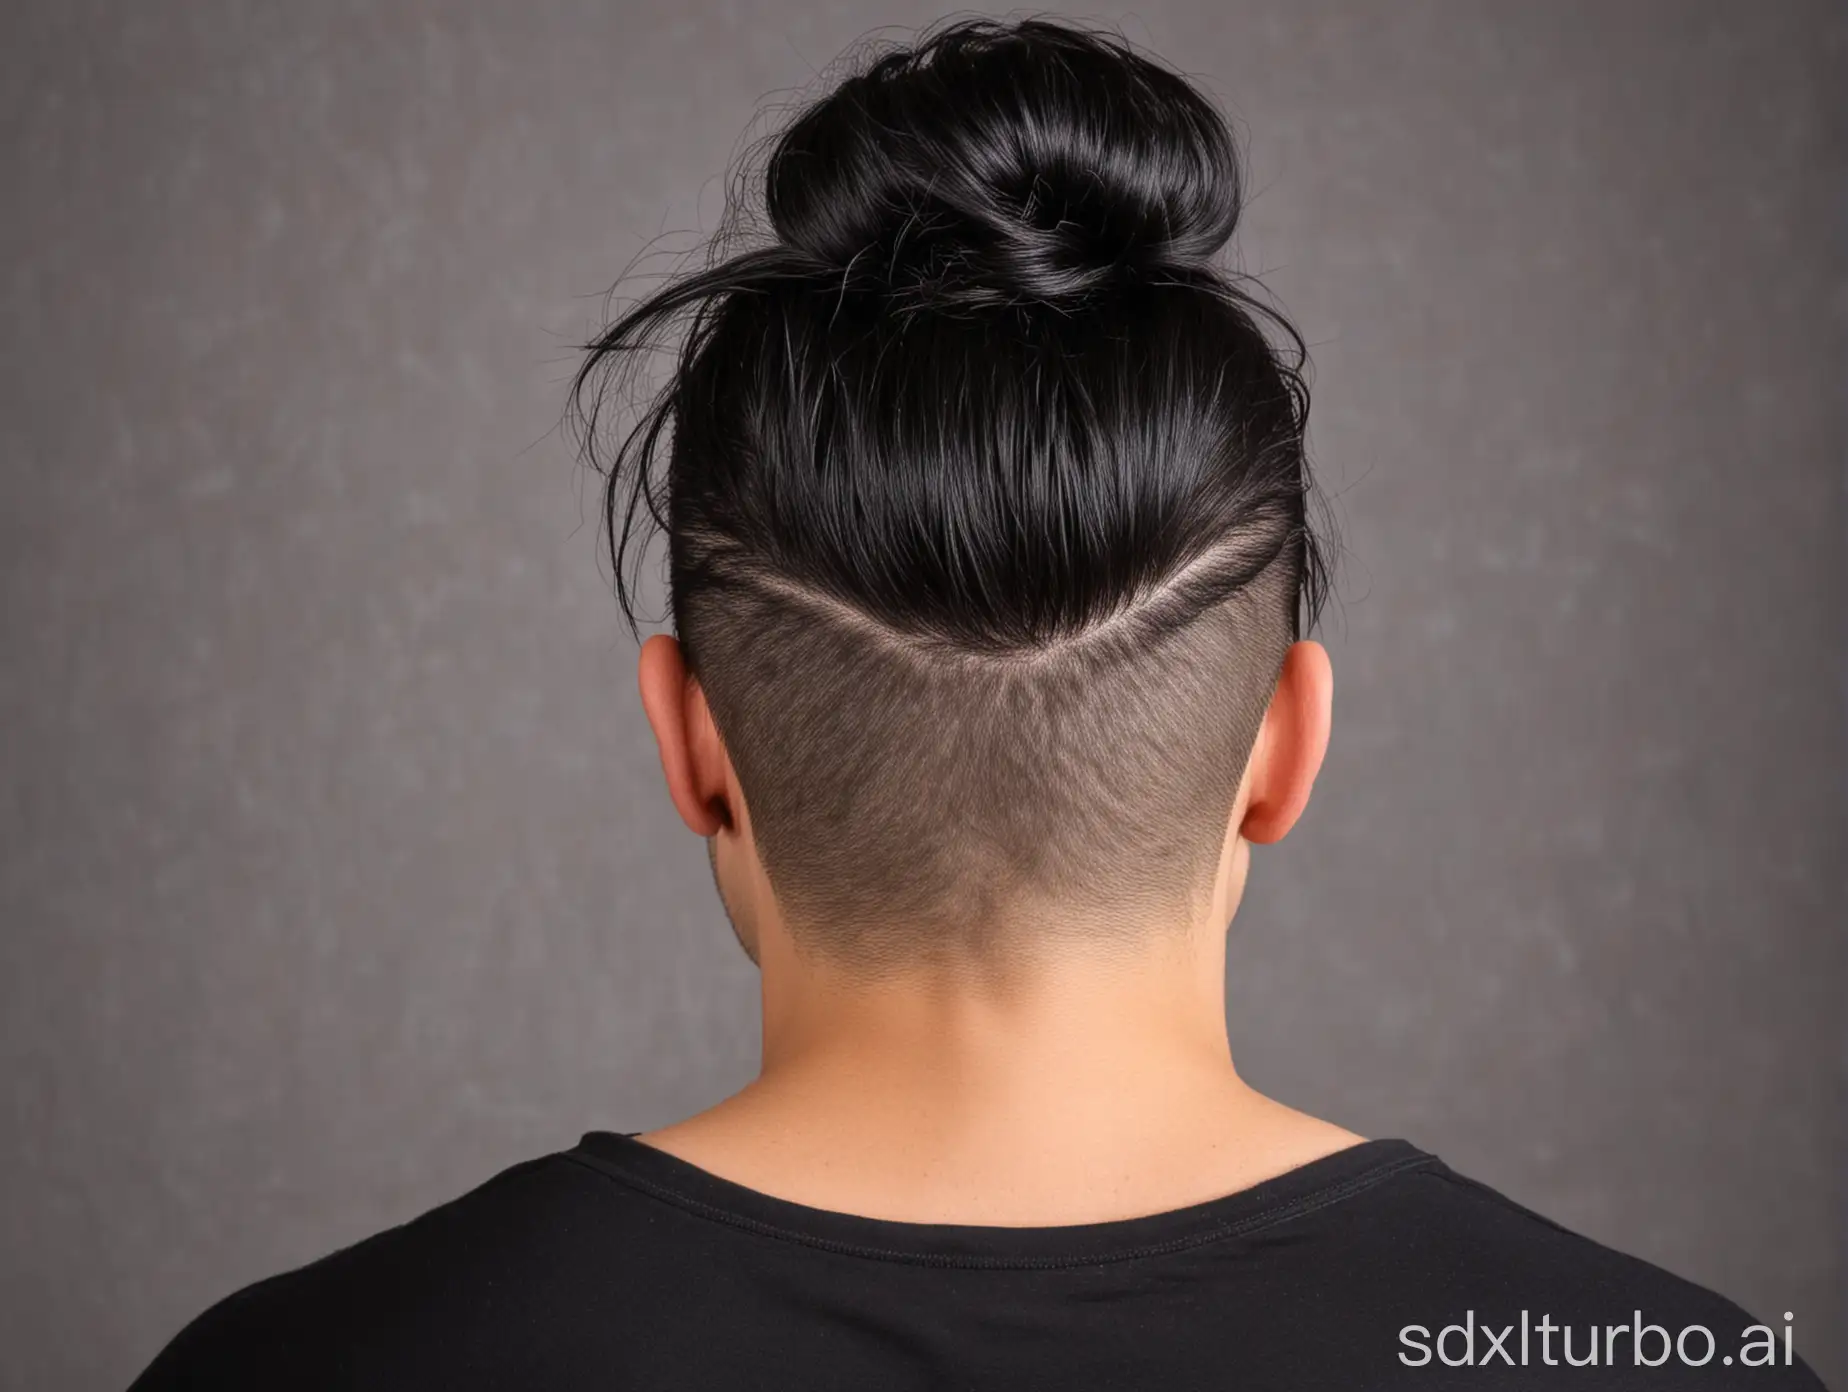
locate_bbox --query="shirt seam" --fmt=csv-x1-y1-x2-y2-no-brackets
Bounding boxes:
555,1147,1439,1270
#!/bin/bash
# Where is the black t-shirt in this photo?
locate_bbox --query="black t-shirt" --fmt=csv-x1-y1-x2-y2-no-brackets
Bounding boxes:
129,1133,1826,1389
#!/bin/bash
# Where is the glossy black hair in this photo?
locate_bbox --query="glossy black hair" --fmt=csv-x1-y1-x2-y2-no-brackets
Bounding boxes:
571,17,1334,968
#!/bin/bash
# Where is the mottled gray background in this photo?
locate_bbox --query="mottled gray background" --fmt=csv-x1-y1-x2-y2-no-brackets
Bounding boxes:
2,2,1842,1388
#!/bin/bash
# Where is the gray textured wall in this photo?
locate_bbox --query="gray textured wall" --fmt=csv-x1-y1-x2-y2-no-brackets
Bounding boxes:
2,3,1841,1388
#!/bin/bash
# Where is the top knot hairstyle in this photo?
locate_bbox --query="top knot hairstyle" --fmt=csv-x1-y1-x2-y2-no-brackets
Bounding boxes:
572,17,1334,968
764,20,1241,309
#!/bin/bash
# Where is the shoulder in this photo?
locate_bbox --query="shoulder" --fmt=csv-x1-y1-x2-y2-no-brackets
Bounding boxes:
127,1147,654,1391
1370,1157,1747,1301
1322,1152,1823,1386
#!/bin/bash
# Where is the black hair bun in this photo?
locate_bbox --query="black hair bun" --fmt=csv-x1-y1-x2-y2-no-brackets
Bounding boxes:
763,19,1243,307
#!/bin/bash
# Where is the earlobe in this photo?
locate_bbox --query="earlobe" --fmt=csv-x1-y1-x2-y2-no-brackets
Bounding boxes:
637,634,728,837
1239,640,1333,846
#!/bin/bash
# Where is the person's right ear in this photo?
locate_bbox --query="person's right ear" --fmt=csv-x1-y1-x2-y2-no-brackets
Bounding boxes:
1239,639,1334,846
636,634,732,836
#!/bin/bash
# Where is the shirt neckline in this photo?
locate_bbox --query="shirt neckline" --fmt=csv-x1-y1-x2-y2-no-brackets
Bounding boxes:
564,1131,1440,1269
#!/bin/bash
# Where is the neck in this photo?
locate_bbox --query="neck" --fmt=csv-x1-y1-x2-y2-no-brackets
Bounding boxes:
639,915,1364,1224
759,916,1237,1120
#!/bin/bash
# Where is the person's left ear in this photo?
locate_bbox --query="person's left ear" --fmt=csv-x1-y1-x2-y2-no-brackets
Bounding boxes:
636,634,732,837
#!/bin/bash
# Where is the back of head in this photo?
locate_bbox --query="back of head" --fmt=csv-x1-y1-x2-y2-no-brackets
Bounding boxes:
573,17,1331,969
